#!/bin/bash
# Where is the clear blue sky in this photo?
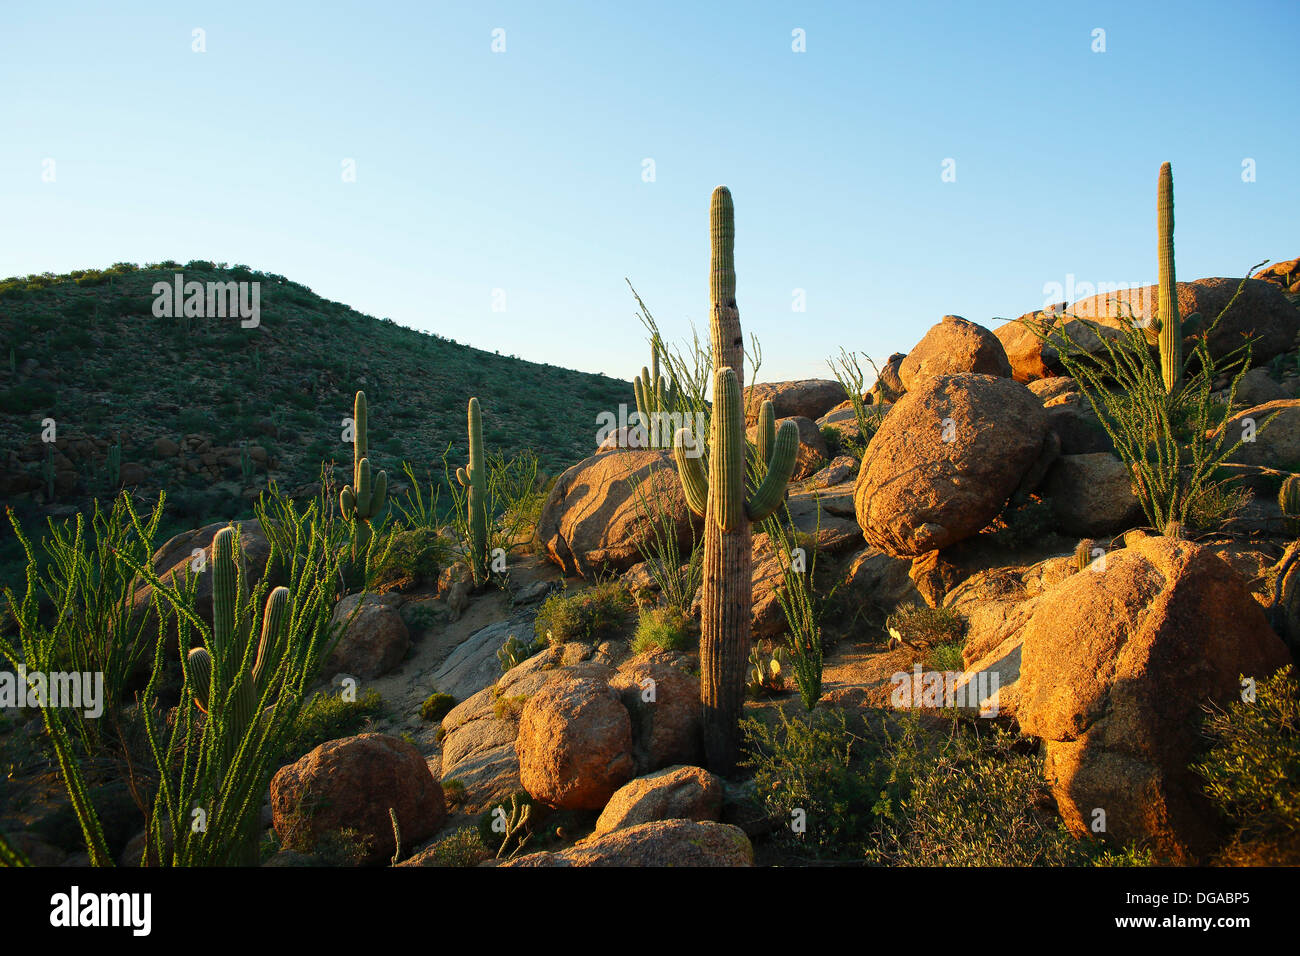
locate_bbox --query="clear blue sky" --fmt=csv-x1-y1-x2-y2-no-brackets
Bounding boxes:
2,1,1296,385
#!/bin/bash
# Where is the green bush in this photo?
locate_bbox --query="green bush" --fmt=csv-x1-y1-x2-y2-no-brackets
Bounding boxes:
534,580,633,645
741,708,893,861
283,689,383,760
424,827,490,867
368,527,449,591
1,384,56,413
632,606,694,655
420,692,457,722
870,718,1117,866
1194,665,1300,865
885,604,966,647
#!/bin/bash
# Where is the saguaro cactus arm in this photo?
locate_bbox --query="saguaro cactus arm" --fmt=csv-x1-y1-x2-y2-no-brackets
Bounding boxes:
673,429,709,517
747,421,798,522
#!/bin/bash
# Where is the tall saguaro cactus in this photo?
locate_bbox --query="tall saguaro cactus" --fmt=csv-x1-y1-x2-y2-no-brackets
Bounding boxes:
339,390,387,561
673,186,800,774
456,397,489,585
1157,162,1181,393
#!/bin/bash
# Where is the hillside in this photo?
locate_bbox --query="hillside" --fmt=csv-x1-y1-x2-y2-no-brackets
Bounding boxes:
0,262,631,533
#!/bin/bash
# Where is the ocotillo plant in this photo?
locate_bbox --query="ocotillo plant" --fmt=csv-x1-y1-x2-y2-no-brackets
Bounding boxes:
671,184,799,773
633,344,678,449
1156,162,1181,393
339,390,387,562
456,397,490,585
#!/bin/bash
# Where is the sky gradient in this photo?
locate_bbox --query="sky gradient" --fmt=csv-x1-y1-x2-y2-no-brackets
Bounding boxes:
2,1,1297,385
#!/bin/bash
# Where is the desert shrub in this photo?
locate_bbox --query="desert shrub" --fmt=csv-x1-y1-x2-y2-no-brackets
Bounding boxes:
820,424,844,458
493,694,528,721
870,718,1113,866
1185,479,1252,533
1,384,56,413
741,708,893,861
420,692,457,722
886,604,966,647
629,473,703,615
1194,665,1300,865
441,779,467,806
632,606,693,654
989,495,1055,549
924,639,966,672
368,526,448,591
425,826,490,867
401,601,441,632
534,580,633,646
284,689,383,760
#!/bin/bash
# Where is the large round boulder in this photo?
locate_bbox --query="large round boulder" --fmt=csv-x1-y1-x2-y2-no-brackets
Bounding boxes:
325,593,410,679
608,651,703,772
898,316,1013,391
1016,536,1292,863
1041,453,1143,536
516,675,636,810
270,733,446,865
853,373,1051,556
593,765,723,836
536,449,700,578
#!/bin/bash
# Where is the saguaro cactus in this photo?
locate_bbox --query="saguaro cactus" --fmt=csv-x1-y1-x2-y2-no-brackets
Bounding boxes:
672,186,799,773
633,345,678,449
185,526,291,863
1156,162,1181,393
339,390,387,561
456,397,489,585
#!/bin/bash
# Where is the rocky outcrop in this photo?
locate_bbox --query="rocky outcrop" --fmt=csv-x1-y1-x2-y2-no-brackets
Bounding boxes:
1016,536,1292,862
743,379,844,425
608,651,703,772
536,449,700,578
325,593,410,679
1041,453,1142,536
1068,277,1299,369
503,819,753,867
853,373,1051,556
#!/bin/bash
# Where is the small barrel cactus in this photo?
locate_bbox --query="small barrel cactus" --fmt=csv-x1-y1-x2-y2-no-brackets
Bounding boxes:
1075,538,1097,573
1279,474,1300,536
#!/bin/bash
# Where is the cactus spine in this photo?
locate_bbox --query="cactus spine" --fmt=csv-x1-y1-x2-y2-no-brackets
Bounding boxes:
1157,162,1182,393
1280,474,1300,535
457,397,489,585
339,391,387,562
672,186,800,774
